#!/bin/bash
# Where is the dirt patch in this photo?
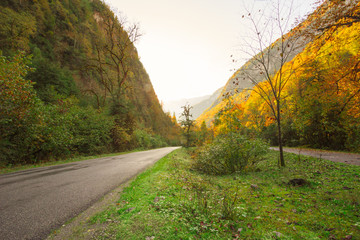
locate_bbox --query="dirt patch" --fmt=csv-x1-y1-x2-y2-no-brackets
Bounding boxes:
270,147,360,166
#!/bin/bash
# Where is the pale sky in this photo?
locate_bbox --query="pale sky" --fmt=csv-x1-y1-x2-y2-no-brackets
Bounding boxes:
105,0,317,103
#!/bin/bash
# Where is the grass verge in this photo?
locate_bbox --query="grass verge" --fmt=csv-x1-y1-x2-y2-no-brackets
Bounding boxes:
74,148,360,239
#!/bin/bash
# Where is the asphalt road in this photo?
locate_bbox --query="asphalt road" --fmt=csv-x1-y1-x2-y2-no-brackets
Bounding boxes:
0,147,179,240
270,147,360,166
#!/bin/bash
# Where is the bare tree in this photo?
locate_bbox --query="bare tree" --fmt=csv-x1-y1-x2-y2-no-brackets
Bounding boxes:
86,8,141,109
233,0,308,167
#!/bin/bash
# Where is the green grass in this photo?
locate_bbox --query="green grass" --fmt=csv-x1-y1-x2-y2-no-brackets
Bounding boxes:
78,148,360,239
0,149,142,175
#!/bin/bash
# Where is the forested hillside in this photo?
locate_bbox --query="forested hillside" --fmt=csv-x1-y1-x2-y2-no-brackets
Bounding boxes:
197,0,360,152
0,0,180,165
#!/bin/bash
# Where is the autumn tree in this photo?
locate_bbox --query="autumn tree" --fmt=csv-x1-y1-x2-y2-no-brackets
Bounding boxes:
214,97,244,137
196,120,210,146
0,52,39,163
309,0,360,34
180,104,195,147
234,0,308,167
0,7,36,53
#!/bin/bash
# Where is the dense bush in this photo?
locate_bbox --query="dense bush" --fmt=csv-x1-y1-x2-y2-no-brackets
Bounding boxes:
0,53,40,164
134,129,168,149
192,133,269,175
0,54,114,165
0,94,114,165
27,57,78,103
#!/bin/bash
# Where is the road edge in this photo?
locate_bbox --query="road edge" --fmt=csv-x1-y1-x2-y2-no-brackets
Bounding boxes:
46,147,181,239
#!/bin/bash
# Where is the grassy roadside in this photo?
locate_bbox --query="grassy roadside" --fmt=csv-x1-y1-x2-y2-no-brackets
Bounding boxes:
65,148,360,239
0,149,143,175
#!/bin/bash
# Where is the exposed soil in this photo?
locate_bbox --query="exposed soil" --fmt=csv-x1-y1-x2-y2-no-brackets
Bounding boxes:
270,147,360,166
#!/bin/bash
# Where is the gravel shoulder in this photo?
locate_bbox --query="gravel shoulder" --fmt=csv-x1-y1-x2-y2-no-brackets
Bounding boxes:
270,147,360,166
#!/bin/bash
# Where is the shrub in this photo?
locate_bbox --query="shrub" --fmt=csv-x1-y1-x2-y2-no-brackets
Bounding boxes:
0,53,40,164
192,133,269,175
134,129,168,149
69,105,113,155
22,98,114,161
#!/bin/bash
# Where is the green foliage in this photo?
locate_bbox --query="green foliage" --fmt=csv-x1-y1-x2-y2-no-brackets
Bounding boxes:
0,53,39,164
0,95,113,165
214,98,244,135
195,120,210,146
0,53,36,122
192,133,269,175
260,120,300,147
27,50,78,102
0,0,181,165
111,112,136,151
38,100,113,157
0,7,36,53
134,129,168,149
0,53,113,164
345,125,360,152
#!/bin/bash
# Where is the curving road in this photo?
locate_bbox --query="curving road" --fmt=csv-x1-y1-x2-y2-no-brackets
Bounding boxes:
0,147,179,240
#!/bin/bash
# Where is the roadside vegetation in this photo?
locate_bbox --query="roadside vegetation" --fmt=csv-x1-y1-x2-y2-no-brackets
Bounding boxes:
0,1,181,169
76,147,359,239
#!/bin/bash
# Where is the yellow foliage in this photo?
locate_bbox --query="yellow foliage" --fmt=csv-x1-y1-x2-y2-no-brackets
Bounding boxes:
199,17,360,142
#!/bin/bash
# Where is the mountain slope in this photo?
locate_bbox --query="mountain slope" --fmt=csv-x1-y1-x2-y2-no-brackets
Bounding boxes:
197,0,357,124
192,87,224,120
0,0,180,163
197,31,310,124
197,0,360,151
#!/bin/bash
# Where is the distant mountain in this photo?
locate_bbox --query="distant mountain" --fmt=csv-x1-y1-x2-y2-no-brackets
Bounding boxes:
192,87,223,120
163,87,223,120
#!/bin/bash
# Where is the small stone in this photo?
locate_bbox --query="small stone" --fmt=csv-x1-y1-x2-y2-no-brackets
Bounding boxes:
251,184,259,190
126,207,135,212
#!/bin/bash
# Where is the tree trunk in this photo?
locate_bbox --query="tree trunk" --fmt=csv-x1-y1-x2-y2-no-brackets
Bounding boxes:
277,102,285,167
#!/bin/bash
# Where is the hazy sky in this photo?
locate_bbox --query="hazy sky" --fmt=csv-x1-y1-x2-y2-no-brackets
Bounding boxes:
105,0,316,103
